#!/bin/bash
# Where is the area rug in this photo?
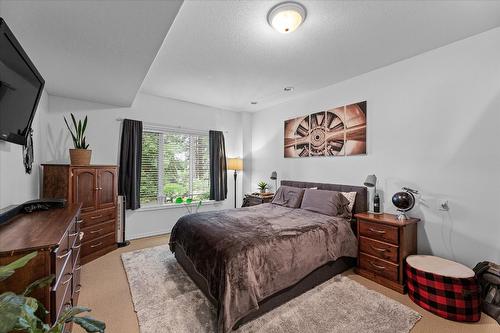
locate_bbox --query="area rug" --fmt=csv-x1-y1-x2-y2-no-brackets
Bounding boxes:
121,245,421,333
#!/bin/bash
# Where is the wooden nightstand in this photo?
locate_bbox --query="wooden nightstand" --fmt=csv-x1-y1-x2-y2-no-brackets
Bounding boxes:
354,212,419,294
242,193,274,207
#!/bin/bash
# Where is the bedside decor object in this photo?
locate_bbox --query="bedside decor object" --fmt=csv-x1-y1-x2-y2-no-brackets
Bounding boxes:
407,255,481,322
392,187,418,221
242,193,274,207
284,101,366,157
354,212,419,294
257,181,269,194
474,261,500,324
363,174,381,214
270,171,278,191
227,157,243,208
64,113,91,165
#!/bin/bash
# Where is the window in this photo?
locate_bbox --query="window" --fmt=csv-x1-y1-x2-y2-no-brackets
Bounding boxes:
140,128,210,206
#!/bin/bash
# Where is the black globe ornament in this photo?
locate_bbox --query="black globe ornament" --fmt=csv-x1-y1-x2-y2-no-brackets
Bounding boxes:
392,187,418,220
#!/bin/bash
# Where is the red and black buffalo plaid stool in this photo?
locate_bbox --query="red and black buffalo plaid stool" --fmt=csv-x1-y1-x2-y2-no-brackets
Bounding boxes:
406,255,481,322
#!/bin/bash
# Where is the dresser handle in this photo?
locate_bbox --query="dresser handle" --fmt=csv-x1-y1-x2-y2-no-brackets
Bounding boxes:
90,215,102,219
75,265,82,271
368,227,386,234
370,245,388,252
73,243,82,249
62,273,72,285
369,261,386,270
90,228,103,234
74,285,82,294
90,242,102,248
57,249,71,259
69,232,78,237
76,219,83,224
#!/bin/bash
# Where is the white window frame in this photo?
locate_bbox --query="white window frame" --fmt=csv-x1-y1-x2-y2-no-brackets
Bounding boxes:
139,124,214,210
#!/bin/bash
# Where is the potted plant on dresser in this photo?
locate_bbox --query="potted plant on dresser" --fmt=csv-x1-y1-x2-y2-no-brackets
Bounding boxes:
64,113,91,165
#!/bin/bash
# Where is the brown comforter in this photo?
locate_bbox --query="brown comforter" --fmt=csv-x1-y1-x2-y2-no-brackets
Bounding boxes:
169,203,358,333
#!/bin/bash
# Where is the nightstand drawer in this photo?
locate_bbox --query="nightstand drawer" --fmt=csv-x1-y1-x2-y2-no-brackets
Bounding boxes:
360,253,399,282
359,221,399,245
360,236,398,263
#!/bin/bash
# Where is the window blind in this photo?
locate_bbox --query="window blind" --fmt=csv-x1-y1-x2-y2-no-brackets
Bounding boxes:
140,129,210,205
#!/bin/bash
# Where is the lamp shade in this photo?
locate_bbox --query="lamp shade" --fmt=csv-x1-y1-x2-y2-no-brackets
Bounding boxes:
364,174,377,188
270,171,277,180
227,158,243,171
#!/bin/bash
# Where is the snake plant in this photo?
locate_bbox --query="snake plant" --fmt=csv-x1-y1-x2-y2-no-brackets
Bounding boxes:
64,113,89,149
0,251,105,333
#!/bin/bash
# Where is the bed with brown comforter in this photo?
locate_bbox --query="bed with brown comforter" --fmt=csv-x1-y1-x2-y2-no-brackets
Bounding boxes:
169,201,359,332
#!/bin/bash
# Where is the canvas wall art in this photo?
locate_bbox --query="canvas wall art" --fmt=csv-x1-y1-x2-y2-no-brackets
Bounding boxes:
284,101,366,158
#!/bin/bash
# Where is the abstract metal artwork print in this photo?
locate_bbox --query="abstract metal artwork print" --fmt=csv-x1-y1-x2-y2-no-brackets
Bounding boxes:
284,101,367,157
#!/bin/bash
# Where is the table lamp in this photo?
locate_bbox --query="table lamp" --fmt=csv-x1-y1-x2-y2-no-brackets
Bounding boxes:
270,171,277,192
364,174,381,214
227,158,243,208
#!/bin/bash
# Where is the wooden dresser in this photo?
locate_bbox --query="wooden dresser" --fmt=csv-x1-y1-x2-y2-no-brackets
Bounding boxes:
0,204,82,330
354,212,419,294
42,164,118,264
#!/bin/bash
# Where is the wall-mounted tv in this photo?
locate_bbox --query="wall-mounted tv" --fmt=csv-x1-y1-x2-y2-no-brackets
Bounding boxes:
0,17,45,146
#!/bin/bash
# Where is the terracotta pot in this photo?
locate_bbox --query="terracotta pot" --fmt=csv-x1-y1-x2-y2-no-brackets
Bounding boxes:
69,149,92,166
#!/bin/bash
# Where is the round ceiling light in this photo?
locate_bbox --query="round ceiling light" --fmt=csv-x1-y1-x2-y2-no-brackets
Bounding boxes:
267,2,306,34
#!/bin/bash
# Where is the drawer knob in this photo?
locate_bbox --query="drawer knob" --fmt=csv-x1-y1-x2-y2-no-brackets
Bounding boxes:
369,261,386,270
370,245,388,252
368,227,386,234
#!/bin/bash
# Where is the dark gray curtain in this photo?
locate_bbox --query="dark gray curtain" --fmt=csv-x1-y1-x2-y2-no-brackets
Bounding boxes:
118,119,143,210
209,130,227,201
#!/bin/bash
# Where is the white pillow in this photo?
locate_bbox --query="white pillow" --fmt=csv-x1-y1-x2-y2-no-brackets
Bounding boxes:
341,191,357,213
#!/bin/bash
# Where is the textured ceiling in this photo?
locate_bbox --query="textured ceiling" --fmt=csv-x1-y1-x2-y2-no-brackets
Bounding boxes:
141,0,500,112
0,0,183,106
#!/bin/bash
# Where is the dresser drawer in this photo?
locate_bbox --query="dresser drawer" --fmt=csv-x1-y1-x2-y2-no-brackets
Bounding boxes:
359,236,399,263
52,258,73,322
359,220,399,245
82,220,116,242
359,253,399,282
80,207,116,229
81,232,116,258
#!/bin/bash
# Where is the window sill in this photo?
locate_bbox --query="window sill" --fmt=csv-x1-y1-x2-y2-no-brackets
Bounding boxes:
135,200,221,212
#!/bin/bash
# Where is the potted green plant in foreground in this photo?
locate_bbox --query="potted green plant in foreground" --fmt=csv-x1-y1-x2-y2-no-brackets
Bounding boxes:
0,251,105,333
64,113,91,165
257,181,269,194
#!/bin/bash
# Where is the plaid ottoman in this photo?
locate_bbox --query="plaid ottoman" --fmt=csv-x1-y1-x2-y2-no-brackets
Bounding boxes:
406,255,481,322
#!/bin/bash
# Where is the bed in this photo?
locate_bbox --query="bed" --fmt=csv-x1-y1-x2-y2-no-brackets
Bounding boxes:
169,180,367,333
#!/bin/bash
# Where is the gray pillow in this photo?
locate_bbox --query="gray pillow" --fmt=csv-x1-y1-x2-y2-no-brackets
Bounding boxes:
300,189,350,216
271,186,305,208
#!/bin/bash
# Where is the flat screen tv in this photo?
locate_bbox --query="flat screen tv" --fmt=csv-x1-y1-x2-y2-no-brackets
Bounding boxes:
0,18,45,146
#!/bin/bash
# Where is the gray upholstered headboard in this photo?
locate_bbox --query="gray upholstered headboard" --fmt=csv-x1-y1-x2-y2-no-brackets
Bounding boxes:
280,180,368,214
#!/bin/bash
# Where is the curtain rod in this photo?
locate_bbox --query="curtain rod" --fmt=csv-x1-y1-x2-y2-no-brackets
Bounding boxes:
116,118,229,134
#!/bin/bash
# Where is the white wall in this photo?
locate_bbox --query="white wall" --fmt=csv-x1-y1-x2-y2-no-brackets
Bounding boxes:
250,27,500,268
42,92,244,239
0,90,48,208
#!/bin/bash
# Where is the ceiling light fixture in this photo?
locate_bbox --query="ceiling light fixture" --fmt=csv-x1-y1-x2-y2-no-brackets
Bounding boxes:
267,2,306,34
250,101,258,105
284,86,294,92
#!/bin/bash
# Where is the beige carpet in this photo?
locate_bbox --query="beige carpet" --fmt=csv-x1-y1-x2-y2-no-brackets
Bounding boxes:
121,245,421,333
74,235,499,333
